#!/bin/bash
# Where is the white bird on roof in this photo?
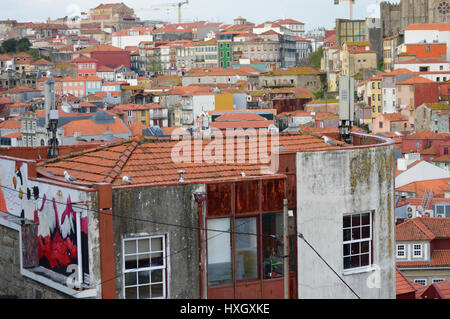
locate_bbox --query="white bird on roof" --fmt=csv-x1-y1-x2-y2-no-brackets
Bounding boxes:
122,176,132,184
64,171,77,182
322,136,338,146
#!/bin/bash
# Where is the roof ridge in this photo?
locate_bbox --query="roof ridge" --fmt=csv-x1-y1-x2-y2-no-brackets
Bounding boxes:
411,218,436,240
103,139,140,184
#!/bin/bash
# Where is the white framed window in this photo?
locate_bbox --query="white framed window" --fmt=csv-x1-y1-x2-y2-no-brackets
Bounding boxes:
432,278,444,283
414,279,427,286
396,244,406,258
123,236,166,299
343,211,372,271
413,244,423,258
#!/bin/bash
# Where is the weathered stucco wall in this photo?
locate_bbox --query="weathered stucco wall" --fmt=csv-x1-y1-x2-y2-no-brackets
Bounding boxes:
112,183,204,299
296,145,396,299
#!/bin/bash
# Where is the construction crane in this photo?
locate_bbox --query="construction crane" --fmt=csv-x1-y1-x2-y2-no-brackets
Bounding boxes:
334,0,355,20
139,1,189,24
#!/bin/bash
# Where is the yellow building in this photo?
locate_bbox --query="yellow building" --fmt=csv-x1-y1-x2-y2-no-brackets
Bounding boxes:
214,94,234,111
383,36,394,72
368,75,383,121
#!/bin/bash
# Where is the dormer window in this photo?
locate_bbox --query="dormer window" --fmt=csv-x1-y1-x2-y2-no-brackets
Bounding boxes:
413,244,423,258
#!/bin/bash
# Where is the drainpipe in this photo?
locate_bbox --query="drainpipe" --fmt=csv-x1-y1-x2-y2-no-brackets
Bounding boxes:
194,192,207,299
283,198,289,299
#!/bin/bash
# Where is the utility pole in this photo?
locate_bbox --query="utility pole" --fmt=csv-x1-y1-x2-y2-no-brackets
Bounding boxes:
44,79,59,158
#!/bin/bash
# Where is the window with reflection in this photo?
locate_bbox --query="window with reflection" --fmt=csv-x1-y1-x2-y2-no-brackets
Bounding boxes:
262,213,284,279
207,218,232,286
123,236,166,299
235,218,258,281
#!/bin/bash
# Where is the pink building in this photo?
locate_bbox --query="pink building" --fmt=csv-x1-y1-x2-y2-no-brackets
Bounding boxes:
373,113,411,134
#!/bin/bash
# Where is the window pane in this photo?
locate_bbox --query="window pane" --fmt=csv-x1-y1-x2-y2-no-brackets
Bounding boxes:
351,243,360,255
361,226,370,239
352,227,361,240
125,240,136,254
351,255,360,268
138,239,150,253
125,272,137,286
139,285,150,299
138,254,151,268
151,237,163,252
262,213,284,279
343,244,350,256
343,215,351,228
151,252,163,267
138,271,150,285
151,269,163,283
151,284,164,298
361,241,369,254
344,257,352,269
125,287,137,299
343,229,351,242
361,254,370,267
236,218,258,281
125,255,137,270
352,215,360,227
207,218,232,286
361,213,370,226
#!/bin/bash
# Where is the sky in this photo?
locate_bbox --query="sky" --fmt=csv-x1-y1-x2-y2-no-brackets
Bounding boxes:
0,0,399,31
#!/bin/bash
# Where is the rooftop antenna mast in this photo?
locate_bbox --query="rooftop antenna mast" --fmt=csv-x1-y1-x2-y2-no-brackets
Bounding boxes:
44,74,59,159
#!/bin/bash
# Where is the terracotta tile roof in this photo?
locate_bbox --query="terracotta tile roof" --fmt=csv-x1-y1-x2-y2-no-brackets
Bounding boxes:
433,155,450,163
396,178,450,199
128,121,147,136
71,55,98,63
403,130,447,140
405,23,450,32
396,217,450,242
32,58,54,66
3,86,40,94
9,102,29,108
396,58,450,65
0,118,21,129
396,197,450,209
0,54,13,61
214,112,267,122
2,131,22,138
397,250,450,269
432,280,450,298
398,76,436,85
396,268,417,295
60,117,130,137
37,134,340,186
381,113,408,122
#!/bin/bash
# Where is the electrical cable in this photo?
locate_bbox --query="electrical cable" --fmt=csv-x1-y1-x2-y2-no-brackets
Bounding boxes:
298,233,361,299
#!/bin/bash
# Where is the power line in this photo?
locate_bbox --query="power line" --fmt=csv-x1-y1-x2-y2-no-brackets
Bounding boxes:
298,233,361,299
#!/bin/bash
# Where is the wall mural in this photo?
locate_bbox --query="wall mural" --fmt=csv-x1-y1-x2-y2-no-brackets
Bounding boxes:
0,157,90,282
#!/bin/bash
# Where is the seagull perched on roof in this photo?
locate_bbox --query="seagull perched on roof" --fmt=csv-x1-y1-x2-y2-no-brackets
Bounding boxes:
64,171,77,183
122,176,132,184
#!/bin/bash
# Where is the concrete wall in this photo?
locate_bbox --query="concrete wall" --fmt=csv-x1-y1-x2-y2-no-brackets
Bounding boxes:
296,144,396,299
112,184,205,299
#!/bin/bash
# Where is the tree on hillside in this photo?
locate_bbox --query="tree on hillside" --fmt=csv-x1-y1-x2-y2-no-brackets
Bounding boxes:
17,38,31,52
1,38,17,53
310,47,324,70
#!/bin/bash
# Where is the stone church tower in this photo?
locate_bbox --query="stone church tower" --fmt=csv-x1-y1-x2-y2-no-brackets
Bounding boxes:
381,0,449,37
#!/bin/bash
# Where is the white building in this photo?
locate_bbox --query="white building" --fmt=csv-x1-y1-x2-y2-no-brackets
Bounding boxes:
112,27,154,49
274,19,305,37
404,24,450,61
394,59,450,73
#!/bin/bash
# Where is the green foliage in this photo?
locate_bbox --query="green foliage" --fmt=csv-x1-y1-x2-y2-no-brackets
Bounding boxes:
313,90,324,99
310,47,324,70
377,61,384,71
17,38,31,52
1,38,18,53
360,123,371,133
